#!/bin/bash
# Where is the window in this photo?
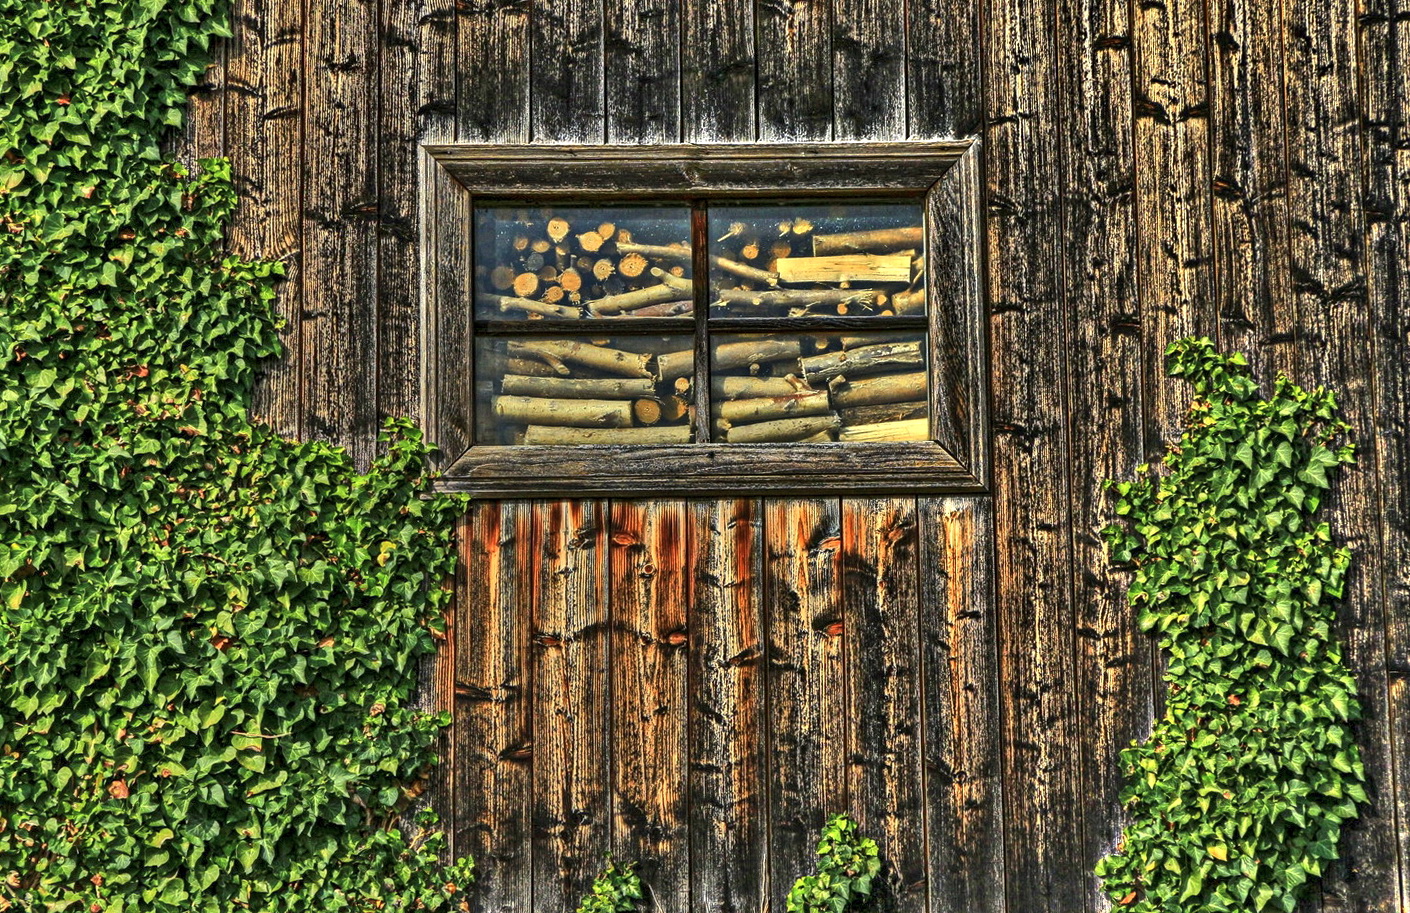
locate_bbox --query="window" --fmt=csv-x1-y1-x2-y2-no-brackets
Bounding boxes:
421,143,987,496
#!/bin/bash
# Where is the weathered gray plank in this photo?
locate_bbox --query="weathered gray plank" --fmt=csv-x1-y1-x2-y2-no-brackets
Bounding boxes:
531,0,605,143
681,0,755,141
605,0,680,143
756,0,834,141
457,0,530,143
608,501,691,913
906,0,981,137
762,498,846,907
690,499,769,913
917,497,1003,913
833,0,907,140
842,498,926,910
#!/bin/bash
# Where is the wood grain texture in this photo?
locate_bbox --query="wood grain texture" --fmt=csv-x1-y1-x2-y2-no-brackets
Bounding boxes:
1208,0,1297,381
455,503,533,912
422,156,473,464
762,498,847,908
605,0,680,143
832,0,907,140
1131,0,1215,451
917,497,1002,913
530,501,612,912
906,0,981,137
456,0,530,143
755,0,834,141
1054,0,1149,904
983,0,1084,907
1282,0,1396,905
227,0,303,437
681,0,755,141
689,500,769,913
531,0,605,144
841,498,926,911
608,501,691,912
1389,675,1410,912
170,42,225,165
301,0,379,466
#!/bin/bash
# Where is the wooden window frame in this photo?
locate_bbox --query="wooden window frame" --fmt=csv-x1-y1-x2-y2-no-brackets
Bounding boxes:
420,141,989,497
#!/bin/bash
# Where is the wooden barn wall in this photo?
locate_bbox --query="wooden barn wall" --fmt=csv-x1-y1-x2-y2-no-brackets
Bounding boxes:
173,0,1410,909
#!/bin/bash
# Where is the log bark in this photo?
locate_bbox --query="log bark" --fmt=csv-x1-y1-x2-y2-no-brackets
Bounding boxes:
838,400,928,426
811,225,924,255
616,299,693,318
508,340,653,377
724,414,842,443
717,390,832,424
798,341,924,382
493,394,634,427
649,267,695,292
713,337,804,371
892,289,925,315
522,424,692,445
830,371,929,407
656,349,696,381
837,418,930,442
616,241,692,261
776,253,913,284
712,375,810,398
713,255,780,285
481,294,580,319
500,374,658,400
713,288,881,308
588,282,692,315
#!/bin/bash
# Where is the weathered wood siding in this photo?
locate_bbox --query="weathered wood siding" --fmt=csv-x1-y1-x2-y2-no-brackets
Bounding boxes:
188,0,1410,909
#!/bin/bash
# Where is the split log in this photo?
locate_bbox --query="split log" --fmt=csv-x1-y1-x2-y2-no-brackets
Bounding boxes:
619,252,649,277
616,241,691,261
578,230,605,252
508,340,653,378
798,341,923,383
775,253,913,284
724,414,841,443
837,418,930,442
500,375,657,400
597,222,616,240
588,283,692,316
713,288,880,309
713,256,779,286
547,217,570,242
559,268,583,292
718,390,831,424
712,375,809,398
838,400,928,426
811,225,924,255
480,294,580,319
493,395,633,428
592,258,615,281
633,399,663,425
712,337,803,371
892,289,925,315
512,273,540,297
830,371,929,408
522,424,692,445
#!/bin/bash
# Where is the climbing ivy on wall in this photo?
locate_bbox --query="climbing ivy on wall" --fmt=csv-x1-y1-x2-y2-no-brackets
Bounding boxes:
1097,339,1365,913
0,1,473,911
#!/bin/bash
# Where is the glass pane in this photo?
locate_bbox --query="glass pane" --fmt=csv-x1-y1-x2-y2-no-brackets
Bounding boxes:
707,201,925,318
709,331,929,442
474,204,694,321
476,334,696,445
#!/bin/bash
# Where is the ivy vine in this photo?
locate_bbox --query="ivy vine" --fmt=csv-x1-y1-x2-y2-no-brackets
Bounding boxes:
574,861,644,913
0,1,472,911
786,814,881,913
1096,339,1366,913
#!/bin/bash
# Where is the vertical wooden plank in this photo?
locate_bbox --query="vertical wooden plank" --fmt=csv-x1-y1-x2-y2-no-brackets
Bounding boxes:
1054,0,1149,905
762,498,847,907
690,499,769,913
1208,0,1298,380
609,501,691,913
1131,0,1216,449
833,0,908,140
755,0,834,142
917,498,1003,913
531,500,611,913
906,0,982,138
455,502,533,913
983,0,1081,906
605,0,680,143
681,0,756,142
1284,0,1397,906
170,44,226,165
376,0,457,434
530,0,605,143
227,0,304,437
301,0,380,465
841,498,926,911
456,0,530,143
1361,1,1410,903
422,156,473,465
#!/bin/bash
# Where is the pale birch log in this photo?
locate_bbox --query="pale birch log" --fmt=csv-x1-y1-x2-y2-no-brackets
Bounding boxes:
838,400,928,426
500,375,657,399
830,371,929,407
811,225,924,255
717,390,832,424
798,341,923,383
587,283,691,316
507,340,652,378
723,414,842,443
712,375,810,398
522,424,692,445
494,395,633,428
837,418,930,442
480,294,580,319
712,337,803,371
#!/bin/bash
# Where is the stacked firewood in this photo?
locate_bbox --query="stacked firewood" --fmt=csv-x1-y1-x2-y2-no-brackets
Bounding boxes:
478,335,695,445
709,217,926,318
476,209,695,319
698,331,929,443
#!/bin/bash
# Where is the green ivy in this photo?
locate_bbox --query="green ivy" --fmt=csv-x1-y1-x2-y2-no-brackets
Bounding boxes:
786,814,881,913
574,861,644,913
1096,338,1366,913
0,1,473,911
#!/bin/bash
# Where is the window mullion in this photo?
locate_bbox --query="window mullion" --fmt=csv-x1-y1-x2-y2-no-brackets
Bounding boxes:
691,201,712,444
